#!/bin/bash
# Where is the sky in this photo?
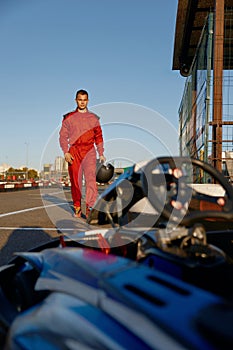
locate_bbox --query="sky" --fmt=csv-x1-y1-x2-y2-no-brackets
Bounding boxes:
0,0,185,171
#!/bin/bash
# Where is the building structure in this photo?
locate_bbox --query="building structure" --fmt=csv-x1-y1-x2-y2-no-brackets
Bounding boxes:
54,156,64,173
173,0,233,181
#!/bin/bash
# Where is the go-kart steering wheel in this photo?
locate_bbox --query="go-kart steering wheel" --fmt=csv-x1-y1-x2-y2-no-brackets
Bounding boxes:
141,157,233,226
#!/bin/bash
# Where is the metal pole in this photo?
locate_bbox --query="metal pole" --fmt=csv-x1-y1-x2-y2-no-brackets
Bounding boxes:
25,142,29,180
204,13,214,164
212,0,224,171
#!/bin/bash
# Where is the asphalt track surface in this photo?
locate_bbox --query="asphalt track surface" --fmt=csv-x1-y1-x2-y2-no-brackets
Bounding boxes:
0,186,105,266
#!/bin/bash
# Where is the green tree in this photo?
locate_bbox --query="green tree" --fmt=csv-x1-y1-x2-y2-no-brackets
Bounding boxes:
5,167,38,180
28,169,38,180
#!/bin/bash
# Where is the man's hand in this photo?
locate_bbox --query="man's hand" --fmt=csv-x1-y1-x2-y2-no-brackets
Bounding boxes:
64,152,74,164
99,155,106,163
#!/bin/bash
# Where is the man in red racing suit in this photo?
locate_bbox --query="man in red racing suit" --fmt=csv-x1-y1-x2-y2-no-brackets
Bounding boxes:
59,89,106,218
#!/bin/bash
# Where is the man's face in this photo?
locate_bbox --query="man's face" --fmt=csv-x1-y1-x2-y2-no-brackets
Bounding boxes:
76,94,89,110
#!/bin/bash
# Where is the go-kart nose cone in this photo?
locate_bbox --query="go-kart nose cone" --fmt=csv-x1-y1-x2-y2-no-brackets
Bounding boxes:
96,162,114,183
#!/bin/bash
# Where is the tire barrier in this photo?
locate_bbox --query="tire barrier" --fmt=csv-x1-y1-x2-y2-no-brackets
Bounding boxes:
0,181,52,192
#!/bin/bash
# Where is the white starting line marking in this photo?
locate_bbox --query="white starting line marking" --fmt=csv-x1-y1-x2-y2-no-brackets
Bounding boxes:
0,202,68,218
41,190,67,196
0,227,78,231
0,227,60,231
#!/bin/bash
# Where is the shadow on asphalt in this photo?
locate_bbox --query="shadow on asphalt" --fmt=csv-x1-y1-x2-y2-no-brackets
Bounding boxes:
0,227,59,266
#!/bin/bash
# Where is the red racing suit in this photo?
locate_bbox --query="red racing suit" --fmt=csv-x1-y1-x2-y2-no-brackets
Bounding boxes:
59,109,104,208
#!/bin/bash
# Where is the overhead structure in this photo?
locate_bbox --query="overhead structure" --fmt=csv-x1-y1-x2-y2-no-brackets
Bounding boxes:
173,0,233,74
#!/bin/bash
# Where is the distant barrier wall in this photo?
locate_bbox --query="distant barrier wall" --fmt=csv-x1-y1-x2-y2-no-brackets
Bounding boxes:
0,182,52,192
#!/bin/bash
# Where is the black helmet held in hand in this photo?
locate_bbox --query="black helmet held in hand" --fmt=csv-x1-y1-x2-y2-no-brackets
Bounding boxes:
96,162,114,183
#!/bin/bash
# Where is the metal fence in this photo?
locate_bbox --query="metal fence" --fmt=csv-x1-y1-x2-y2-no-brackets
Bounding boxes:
178,10,233,181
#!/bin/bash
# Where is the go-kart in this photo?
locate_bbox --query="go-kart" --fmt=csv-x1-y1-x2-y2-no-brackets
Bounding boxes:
1,157,233,349
86,156,233,297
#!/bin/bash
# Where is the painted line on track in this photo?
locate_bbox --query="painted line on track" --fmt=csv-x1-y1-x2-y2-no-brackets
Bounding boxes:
0,227,60,231
0,202,68,218
0,227,82,232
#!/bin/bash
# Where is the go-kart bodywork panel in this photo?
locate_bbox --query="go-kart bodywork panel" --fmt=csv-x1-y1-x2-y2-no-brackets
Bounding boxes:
4,247,224,350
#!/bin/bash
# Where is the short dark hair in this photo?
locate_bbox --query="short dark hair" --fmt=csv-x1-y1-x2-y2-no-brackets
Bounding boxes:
76,89,88,98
